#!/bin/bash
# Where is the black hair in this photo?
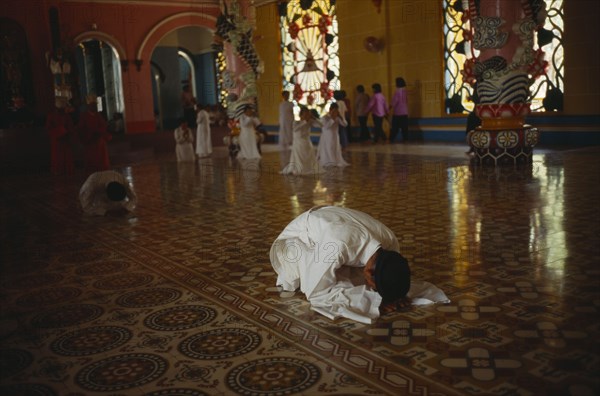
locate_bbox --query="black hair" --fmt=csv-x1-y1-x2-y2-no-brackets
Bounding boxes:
396,77,406,88
374,250,411,302
372,83,382,93
329,103,339,110
106,182,127,202
356,85,365,93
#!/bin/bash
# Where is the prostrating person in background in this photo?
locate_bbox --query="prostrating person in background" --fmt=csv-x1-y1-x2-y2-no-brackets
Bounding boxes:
365,83,389,143
46,97,74,175
354,85,371,142
174,118,195,162
281,106,323,175
78,95,111,172
278,91,294,150
270,206,450,324
237,105,262,160
79,170,137,216
195,104,212,158
390,77,409,143
317,103,349,168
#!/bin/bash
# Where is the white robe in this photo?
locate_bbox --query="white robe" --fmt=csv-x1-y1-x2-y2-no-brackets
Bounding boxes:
79,170,137,216
174,126,195,162
195,110,212,157
278,101,294,149
317,115,349,168
270,206,449,324
281,119,323,175
237,114,262,160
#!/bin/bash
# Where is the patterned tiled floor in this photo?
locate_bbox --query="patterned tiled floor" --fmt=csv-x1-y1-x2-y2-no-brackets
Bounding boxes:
1,142,599,395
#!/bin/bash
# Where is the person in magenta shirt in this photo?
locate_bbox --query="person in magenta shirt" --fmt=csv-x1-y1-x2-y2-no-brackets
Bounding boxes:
390,77,409,143
365,83,388,143
354,85,371,142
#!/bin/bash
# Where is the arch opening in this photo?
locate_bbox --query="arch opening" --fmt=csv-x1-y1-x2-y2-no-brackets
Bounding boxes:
150,25,217,130
74,38,126,133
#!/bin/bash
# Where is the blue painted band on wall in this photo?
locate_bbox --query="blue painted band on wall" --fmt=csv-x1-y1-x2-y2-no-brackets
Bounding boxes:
262,114,600,146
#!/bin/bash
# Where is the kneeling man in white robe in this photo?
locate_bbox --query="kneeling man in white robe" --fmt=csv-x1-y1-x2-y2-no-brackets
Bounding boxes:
270,206,449,324
79,170,137,216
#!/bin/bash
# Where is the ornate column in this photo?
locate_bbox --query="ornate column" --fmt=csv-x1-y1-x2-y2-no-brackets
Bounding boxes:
214,0,264,154
464,0,547,166
214,0,263,116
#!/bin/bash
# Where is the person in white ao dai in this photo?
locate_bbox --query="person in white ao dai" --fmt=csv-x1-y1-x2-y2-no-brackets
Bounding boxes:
282,106,323,175
195,106,212,158
317,103,349,168
237,106,262,160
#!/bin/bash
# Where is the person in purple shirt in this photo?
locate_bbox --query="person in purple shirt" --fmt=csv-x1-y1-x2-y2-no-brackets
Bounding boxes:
390,77,409,143
354,85,371,142
365,83,388,143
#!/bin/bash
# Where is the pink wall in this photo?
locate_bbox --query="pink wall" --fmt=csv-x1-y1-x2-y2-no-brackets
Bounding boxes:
2,0,221,133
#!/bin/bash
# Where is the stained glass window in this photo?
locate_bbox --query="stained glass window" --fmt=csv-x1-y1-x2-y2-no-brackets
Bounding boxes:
531,0,564,112
279,0,340,115
443,0,564,114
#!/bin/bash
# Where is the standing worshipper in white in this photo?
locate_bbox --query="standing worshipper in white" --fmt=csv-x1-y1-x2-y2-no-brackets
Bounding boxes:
270,206,450,324
281,106,323,175
237,105,262,160
195,105,212,158
278,91,294,150
317,103,349,168
174,119,195,162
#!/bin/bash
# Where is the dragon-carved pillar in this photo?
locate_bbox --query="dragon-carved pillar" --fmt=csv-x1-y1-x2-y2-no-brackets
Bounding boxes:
214,0,263,116
464,0,547,166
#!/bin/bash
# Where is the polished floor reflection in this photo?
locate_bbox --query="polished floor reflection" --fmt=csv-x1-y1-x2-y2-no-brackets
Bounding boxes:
1,143,599,395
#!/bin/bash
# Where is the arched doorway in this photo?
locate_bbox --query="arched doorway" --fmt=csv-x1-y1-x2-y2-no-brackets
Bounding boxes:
74,39,125,132
150,62,165,131
150,26,217,130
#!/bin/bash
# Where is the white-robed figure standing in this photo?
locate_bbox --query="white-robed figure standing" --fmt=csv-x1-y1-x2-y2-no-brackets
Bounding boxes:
270,206,450,324
174,119,195,162
278,91,294,150
237,105,262,160
281,106,323,175
317,103,349,168
195,105,212,158
79,170,137,216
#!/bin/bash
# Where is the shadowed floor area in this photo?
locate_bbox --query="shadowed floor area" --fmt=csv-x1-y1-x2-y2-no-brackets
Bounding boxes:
1,142,599,395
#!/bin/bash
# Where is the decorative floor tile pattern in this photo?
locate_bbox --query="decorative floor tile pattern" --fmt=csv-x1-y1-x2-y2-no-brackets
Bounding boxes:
1,143,599,395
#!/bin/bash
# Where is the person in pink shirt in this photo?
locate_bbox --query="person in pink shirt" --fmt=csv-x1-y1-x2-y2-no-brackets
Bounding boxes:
390,77,409,143
354,85,371,142
365,83,388,143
